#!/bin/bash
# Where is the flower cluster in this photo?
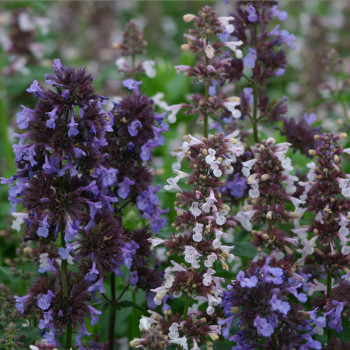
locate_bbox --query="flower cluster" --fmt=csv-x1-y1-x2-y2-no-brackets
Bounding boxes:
1,59,118,347
1,8,49,76
131,133,244,349
300,134,350,278
168,5,242,129
277,113,321,157
235,137,300,254
114,20,156,78
220,257,323,349
102,79,169,234
221,0,292,141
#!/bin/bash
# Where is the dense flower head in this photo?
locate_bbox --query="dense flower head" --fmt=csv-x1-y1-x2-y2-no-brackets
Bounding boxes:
300,134,350,271
294,133,350,313
103,81,167,189
75,211,125,278
220,150,253,203
228,1,291,83
126,227,162,292
223,1,292,126
277,114,321,157
147,133,243,349
175,5,244,127
114,19,155,77
131,310,220,350
4,59,108,204
220,257,323,349
234,138,300,253
324,280,350,333
117,19,147,58
23,272,95,344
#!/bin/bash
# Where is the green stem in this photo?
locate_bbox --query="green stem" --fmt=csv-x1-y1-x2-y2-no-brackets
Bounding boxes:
252,26,259,144
60,222,68,297
183,296,189,319
335,76,350,124
252,83,259,143
17,264,25,296
131,53,136,72
327,270,332,297
59,218,71,348
108,272,117,350
326,269,333,343
0,79,15,177
204,55,209,138
65,323,72,349
340,95,350,124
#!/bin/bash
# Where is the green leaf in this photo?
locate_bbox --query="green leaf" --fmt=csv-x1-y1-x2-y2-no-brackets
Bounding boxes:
233,242,257,258
19,326,40,346
117,300,147,313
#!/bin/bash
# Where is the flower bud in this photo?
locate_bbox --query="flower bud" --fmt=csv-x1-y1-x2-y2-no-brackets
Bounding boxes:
209,333,219,341
261,174,270,181
266,211,273,220
181,44,190,51
339,133,347,139
309,149,316,156
183,14,196,22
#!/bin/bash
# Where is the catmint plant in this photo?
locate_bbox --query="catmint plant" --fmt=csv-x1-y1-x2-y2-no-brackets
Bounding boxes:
234,137,300,256
100,19,168,348
223,1,293,142
114,19,156,78
131,133,244,349
1,59,112,348
169,5,242,135
297,133,350,342
220,257,324,349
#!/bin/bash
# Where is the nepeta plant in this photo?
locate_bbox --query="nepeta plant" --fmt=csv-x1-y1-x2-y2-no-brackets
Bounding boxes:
114,19,156,78
1,59,110,348
169,5,242,136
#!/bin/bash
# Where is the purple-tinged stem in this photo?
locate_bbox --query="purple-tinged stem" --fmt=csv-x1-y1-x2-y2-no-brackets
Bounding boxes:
108,272,117,350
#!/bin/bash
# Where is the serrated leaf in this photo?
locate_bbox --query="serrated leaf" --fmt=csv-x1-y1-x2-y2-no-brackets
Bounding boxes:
19,326,40,345
233,242,257,258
